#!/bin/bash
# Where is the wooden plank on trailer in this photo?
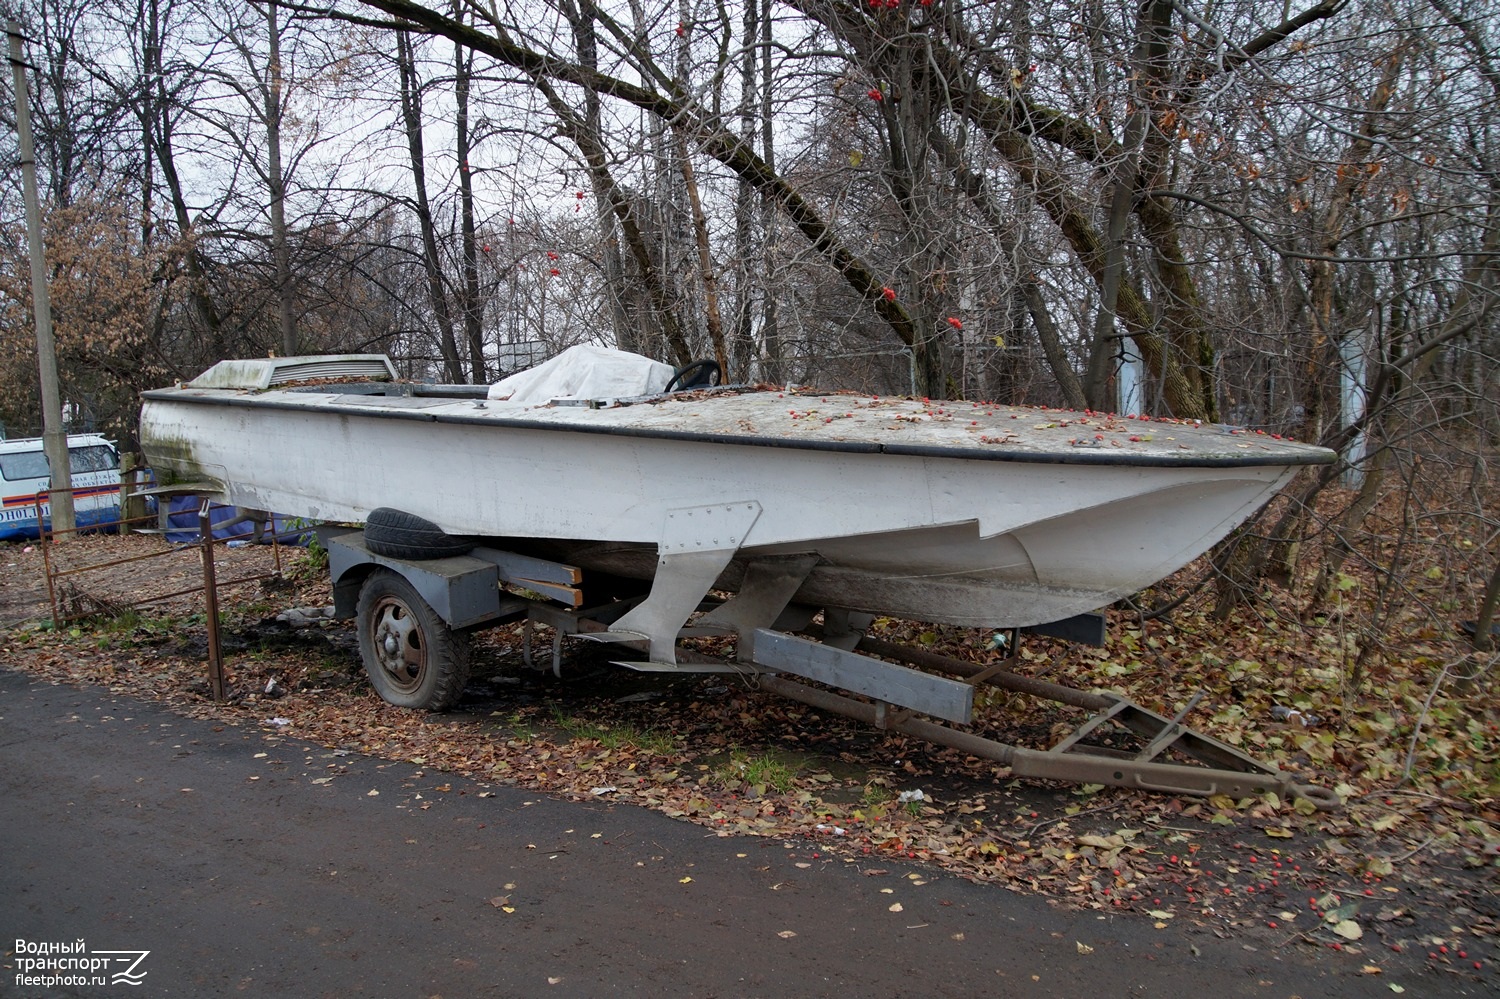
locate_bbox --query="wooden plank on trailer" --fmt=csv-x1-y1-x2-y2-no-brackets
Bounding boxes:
509,577,583,608
751,630,974,725
473,546,584,585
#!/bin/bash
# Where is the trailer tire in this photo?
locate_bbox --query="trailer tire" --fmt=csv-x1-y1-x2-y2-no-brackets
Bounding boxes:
356,569,471,711
363,507,476,560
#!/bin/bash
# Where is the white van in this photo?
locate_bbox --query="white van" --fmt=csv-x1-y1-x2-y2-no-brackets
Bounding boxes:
0,434,122,541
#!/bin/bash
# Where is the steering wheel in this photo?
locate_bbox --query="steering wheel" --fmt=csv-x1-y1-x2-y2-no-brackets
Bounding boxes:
665,358,723,393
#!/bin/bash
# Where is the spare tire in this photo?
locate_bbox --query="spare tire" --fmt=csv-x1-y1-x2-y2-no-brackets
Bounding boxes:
363,507,476,560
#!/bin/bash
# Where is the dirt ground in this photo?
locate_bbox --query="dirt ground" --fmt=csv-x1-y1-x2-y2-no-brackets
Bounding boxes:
1,533,1495,991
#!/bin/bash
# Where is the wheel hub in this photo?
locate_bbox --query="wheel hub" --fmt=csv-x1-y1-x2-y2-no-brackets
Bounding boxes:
369,597,425,692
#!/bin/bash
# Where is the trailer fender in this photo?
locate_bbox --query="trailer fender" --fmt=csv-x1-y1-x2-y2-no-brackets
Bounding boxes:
322,528,510,629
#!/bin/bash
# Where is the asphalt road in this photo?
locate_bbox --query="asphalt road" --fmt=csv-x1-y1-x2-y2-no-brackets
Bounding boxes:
0,667,1414,998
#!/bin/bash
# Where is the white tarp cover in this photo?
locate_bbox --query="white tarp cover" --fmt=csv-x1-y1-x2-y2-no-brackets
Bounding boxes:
486,345,675,405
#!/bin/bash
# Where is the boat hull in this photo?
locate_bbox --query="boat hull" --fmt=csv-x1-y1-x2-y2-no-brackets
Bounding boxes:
140,387,1312,628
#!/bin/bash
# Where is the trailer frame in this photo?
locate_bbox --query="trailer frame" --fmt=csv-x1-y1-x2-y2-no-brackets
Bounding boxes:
319,527,1338,810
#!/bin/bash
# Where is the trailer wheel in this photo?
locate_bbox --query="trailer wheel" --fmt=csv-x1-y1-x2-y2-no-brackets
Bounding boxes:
356,570,471,711
363,507,475,560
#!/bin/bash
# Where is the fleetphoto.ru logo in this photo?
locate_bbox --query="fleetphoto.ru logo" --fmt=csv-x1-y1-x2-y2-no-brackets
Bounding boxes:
11,939,150,988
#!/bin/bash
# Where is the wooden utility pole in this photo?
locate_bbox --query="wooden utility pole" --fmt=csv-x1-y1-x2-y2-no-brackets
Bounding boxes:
7,21,74,537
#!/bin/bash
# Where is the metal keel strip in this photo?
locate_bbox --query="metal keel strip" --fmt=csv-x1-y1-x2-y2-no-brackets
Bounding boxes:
754,630,974,725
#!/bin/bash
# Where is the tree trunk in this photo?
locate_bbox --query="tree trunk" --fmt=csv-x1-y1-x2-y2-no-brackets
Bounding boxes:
563,0,633,352
1023,279,1088,410
1304,50,1403,437
453,8,484,382
757,0,781,383
1087,0,1171,411
264,1,296,356
675,134,728,375
1474,555,1500,653
395,30,463,381
731,0,758,381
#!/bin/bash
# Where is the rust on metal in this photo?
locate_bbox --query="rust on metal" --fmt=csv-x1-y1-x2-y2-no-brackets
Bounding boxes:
198,502,226,702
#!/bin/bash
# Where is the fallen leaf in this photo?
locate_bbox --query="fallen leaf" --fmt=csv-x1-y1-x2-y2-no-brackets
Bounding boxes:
1361,965,1383,975
679,877,693,884
889,902,904,912
777,930,797,939
1332,919,1363,940
1077,834,1122,849
366,789,379,797
1076,942,1094,955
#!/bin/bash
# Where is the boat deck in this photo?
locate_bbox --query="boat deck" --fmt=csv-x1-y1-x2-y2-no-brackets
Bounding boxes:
145,383,1332,469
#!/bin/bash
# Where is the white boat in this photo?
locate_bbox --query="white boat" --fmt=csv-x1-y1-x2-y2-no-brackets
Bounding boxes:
140,350,1348,805
140,350,1333,664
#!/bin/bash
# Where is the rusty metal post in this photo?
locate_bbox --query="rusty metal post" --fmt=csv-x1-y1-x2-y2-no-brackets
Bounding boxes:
199,501,226,701
119,452,144,529
35,492,60,628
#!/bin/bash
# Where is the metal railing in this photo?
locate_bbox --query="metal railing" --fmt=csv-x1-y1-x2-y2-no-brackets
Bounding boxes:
34,486,299,702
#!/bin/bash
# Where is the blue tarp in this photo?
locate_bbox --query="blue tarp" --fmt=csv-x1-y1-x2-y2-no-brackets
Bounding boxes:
160,496,310,545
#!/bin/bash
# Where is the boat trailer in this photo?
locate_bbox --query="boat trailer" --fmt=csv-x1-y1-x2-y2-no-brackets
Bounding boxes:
320,528,1339,810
